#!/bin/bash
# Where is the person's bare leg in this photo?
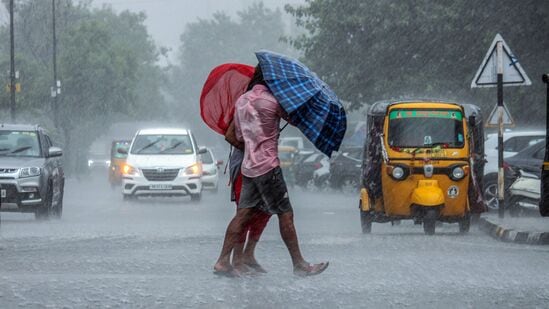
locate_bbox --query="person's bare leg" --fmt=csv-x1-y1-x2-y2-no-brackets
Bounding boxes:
232,227,252,273
214,208,255,273
278,210,329,275
243,211,271,272
277,211,307,268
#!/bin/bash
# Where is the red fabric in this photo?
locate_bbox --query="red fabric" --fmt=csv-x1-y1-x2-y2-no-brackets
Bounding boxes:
234,172,271,244
200,63,255,135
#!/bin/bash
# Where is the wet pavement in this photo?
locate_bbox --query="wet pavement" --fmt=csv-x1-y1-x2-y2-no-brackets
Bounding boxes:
1,172,549,308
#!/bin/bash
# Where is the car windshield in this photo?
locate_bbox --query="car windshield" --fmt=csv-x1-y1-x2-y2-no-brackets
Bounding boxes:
0,130,41,158
200,150,214,164
388,109,465,148
130,134,193,155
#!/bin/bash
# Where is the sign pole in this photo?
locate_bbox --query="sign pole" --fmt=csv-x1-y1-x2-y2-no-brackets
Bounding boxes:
541,73,549,217
496,41,505,219
9,0,16,122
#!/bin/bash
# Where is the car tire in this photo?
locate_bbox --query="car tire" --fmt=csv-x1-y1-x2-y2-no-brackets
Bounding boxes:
341,177,359,194
35,187,53,220
483,173,499,211
52,184,64,219
508,196,523,217
191,192,202,202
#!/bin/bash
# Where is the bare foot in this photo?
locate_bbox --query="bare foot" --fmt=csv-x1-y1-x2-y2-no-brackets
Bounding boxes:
293,261,329,277
213,262,240,278
244,261,267,273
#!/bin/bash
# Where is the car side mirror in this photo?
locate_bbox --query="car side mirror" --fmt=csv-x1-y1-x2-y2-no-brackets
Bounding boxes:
198,147,207,154
117,147,128,155
48,146,63,157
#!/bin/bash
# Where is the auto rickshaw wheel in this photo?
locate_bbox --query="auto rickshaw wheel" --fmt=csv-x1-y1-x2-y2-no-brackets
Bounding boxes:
459,212,471,234
423,208,438,235
360,207,372,234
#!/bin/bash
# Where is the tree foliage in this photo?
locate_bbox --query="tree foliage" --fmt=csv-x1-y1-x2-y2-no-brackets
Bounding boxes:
286,0,549,124
0,0,166,173
169,2,295,141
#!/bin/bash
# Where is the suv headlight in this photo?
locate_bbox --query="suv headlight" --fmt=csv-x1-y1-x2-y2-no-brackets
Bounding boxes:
184,163,202,176
19,167,41,178
122,164,139,176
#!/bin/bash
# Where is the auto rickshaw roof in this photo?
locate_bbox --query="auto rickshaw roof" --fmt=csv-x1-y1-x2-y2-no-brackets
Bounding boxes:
368,100,481,119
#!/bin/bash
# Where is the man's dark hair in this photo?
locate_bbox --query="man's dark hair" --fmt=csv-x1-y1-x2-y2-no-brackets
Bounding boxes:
246,64,267,91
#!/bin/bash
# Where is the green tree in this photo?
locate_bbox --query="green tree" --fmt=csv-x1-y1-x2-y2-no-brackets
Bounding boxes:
0,1,167,173
286,0,549,125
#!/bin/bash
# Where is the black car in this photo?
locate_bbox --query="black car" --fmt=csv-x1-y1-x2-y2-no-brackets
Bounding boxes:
294,152,329,189
505,140,545,175
0,124,65,219
329,146,363,192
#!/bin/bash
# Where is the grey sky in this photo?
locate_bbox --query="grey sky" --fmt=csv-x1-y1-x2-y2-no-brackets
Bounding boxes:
92,0,304,63
0,1,304,63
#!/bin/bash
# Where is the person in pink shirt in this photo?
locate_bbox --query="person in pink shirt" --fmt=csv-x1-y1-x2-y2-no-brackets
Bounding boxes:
214,65,329,277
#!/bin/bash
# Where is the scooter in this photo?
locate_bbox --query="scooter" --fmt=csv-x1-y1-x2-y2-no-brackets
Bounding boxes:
507,169,541,217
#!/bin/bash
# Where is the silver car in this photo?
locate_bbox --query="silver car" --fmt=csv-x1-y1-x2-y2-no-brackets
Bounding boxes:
0,124,64,219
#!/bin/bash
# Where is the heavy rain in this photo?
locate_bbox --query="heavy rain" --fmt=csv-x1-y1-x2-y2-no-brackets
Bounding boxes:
0,1,548,308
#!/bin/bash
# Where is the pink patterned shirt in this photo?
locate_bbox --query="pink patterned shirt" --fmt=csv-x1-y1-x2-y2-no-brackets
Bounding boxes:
234,84,284,178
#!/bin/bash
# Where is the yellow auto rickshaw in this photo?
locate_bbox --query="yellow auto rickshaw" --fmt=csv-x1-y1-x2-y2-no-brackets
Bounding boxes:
108,140,131,188
359,100,485,235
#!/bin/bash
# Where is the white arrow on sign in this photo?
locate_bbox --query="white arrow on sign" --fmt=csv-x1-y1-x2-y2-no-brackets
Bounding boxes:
471,34,531,88
485,102,515,128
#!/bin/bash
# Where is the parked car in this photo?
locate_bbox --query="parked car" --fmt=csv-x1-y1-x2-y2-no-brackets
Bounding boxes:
278,145,299,187
294,152,330,190
505,140,545,174
200,147,222,192
329,146,362,193
507,169,540,217
483,130,544,210
0,124,64,219
121,128,205,202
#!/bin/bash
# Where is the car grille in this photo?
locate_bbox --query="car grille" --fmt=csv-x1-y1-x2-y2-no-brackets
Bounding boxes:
141,168,179,181
0,168,18,173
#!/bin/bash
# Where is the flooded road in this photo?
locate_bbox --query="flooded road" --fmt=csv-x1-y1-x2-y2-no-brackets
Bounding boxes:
1,172,548,308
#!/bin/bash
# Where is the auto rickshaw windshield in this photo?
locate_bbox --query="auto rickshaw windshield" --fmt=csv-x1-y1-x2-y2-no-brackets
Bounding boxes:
388,109,465,148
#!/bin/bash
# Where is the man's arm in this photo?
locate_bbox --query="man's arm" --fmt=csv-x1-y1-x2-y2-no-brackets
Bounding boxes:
225,120,244,150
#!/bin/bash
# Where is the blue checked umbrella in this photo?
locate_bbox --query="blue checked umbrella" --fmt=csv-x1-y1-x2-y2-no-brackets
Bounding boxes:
255,50,347,157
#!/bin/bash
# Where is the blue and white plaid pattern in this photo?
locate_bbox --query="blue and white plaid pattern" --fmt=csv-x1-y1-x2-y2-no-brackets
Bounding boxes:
256,50,347,157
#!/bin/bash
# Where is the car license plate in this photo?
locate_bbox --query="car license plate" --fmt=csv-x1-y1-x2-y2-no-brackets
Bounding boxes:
150,184,172,190
1,189,6,198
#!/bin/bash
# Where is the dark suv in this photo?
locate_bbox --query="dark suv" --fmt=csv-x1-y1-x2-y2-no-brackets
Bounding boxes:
0,124,64,219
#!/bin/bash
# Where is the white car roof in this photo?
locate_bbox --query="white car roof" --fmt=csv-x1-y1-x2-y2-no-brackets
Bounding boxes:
137,128,190,135
486,130,545,139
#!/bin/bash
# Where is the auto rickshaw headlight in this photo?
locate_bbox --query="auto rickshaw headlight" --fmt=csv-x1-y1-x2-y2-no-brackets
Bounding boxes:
451,166,465,181
392,166,406,180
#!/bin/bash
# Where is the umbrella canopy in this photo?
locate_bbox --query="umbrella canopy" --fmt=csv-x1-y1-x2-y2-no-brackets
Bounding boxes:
255,50,347,157
199,63,255,135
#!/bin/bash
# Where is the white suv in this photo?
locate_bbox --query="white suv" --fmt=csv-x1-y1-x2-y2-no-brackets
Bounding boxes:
121,128,204,201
